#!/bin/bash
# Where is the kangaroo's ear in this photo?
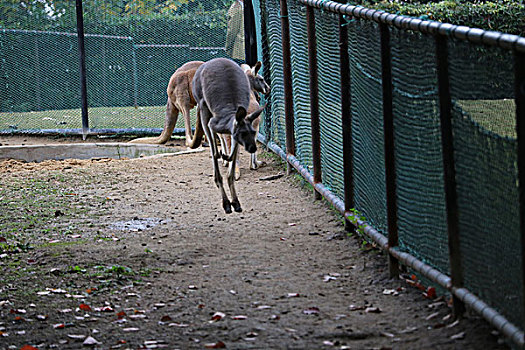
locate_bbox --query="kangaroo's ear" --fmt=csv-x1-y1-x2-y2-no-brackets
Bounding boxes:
235,106,247,122
240,63,251,73
252,61,262,75
246,104,265,123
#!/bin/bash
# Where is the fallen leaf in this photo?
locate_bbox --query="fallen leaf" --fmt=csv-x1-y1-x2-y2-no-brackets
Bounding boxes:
116,311,126,319
399,326,418,334
168,323,189,328
447,320,460,328
160,315,172,322
303,307,320,315
349,305,365,311
67,334,86,341
365,307,381,314
423,287,437,299
36,315,48,320
14,316,24,322
83,336,100,345
450,332,465,340
37,291,51,296
204,341,226,349
425,312,440,321
231,315,247,320
323,275,337,282
53,323,65,329
98,306,114,312
256,305,272,310
79,304,92,312
0,237,6,243
287,293,300,298
122,328,139,332
211,312,226,321
20,346,38,350
323,340,335,346
382,289,399,296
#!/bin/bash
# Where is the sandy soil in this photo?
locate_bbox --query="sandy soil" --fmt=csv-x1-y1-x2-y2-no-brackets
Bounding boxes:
0,136,507,349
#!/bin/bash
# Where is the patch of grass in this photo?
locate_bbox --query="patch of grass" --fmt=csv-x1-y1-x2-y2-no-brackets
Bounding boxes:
0,170,110,250
0,105,197,131
456,99,516,138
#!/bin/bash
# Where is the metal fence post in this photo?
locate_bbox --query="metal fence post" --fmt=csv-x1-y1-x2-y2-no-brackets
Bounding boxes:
279,0,296,174
515,49,525,342
244,0,258,66
75,0,89,139
306,5,322,200
436,33,465,318
338,11,354,232
379,23,399,278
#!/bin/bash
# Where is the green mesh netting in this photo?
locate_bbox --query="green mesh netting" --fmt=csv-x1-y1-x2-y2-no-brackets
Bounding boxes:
449,40,522,327
390,28,450,274
348,20,387,232
288,1,312,172
0,0,242,133
262,0,287,149
315,9,344,200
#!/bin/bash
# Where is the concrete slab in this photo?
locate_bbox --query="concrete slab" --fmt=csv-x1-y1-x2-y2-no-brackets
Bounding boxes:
0,143,195,162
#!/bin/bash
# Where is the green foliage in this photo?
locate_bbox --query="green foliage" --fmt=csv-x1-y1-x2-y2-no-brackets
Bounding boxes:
350,0,525,36
0,1,229,46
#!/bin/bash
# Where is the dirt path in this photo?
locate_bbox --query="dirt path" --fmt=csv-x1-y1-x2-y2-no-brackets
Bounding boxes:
0,136,507,349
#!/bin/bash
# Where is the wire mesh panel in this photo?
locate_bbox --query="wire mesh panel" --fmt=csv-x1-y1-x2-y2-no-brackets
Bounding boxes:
347,20,387,231
390,28,450,274
262,0,287,149
449,40,522,327
288,1,312,172
0,29,82,131
315,10,344,199
0,0,244,134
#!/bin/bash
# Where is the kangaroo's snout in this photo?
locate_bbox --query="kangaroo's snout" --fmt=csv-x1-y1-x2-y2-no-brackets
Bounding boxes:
246,143,257,154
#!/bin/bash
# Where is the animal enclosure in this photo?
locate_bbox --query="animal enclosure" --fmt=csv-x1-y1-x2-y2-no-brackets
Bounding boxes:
1,0,524,347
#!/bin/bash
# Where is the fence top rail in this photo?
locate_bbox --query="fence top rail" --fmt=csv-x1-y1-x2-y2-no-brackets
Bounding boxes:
0,28,133,41
295,0,525,52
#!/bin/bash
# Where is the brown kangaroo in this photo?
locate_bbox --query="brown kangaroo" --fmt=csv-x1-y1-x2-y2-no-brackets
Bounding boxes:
129,61,204,146
192,58,264,213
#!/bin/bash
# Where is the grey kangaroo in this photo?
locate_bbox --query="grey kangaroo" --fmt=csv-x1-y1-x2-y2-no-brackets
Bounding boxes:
192,58,264,214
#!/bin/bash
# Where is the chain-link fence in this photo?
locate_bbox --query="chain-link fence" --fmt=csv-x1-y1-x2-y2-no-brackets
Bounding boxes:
0,0,244,134
254,0,524,347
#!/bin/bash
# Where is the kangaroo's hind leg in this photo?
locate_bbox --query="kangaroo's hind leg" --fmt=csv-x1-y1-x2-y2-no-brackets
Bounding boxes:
200,105,232,214
249,117,266,170
226,138,242,212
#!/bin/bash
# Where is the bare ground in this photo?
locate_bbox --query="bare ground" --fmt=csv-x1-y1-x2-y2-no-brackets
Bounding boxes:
0,136,508,349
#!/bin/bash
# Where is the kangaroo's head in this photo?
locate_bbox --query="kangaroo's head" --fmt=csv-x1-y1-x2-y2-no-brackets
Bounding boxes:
242,61,270,96
232,105,265,154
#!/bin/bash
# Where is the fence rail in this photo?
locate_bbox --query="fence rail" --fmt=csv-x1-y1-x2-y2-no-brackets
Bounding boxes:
255,0,525,347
